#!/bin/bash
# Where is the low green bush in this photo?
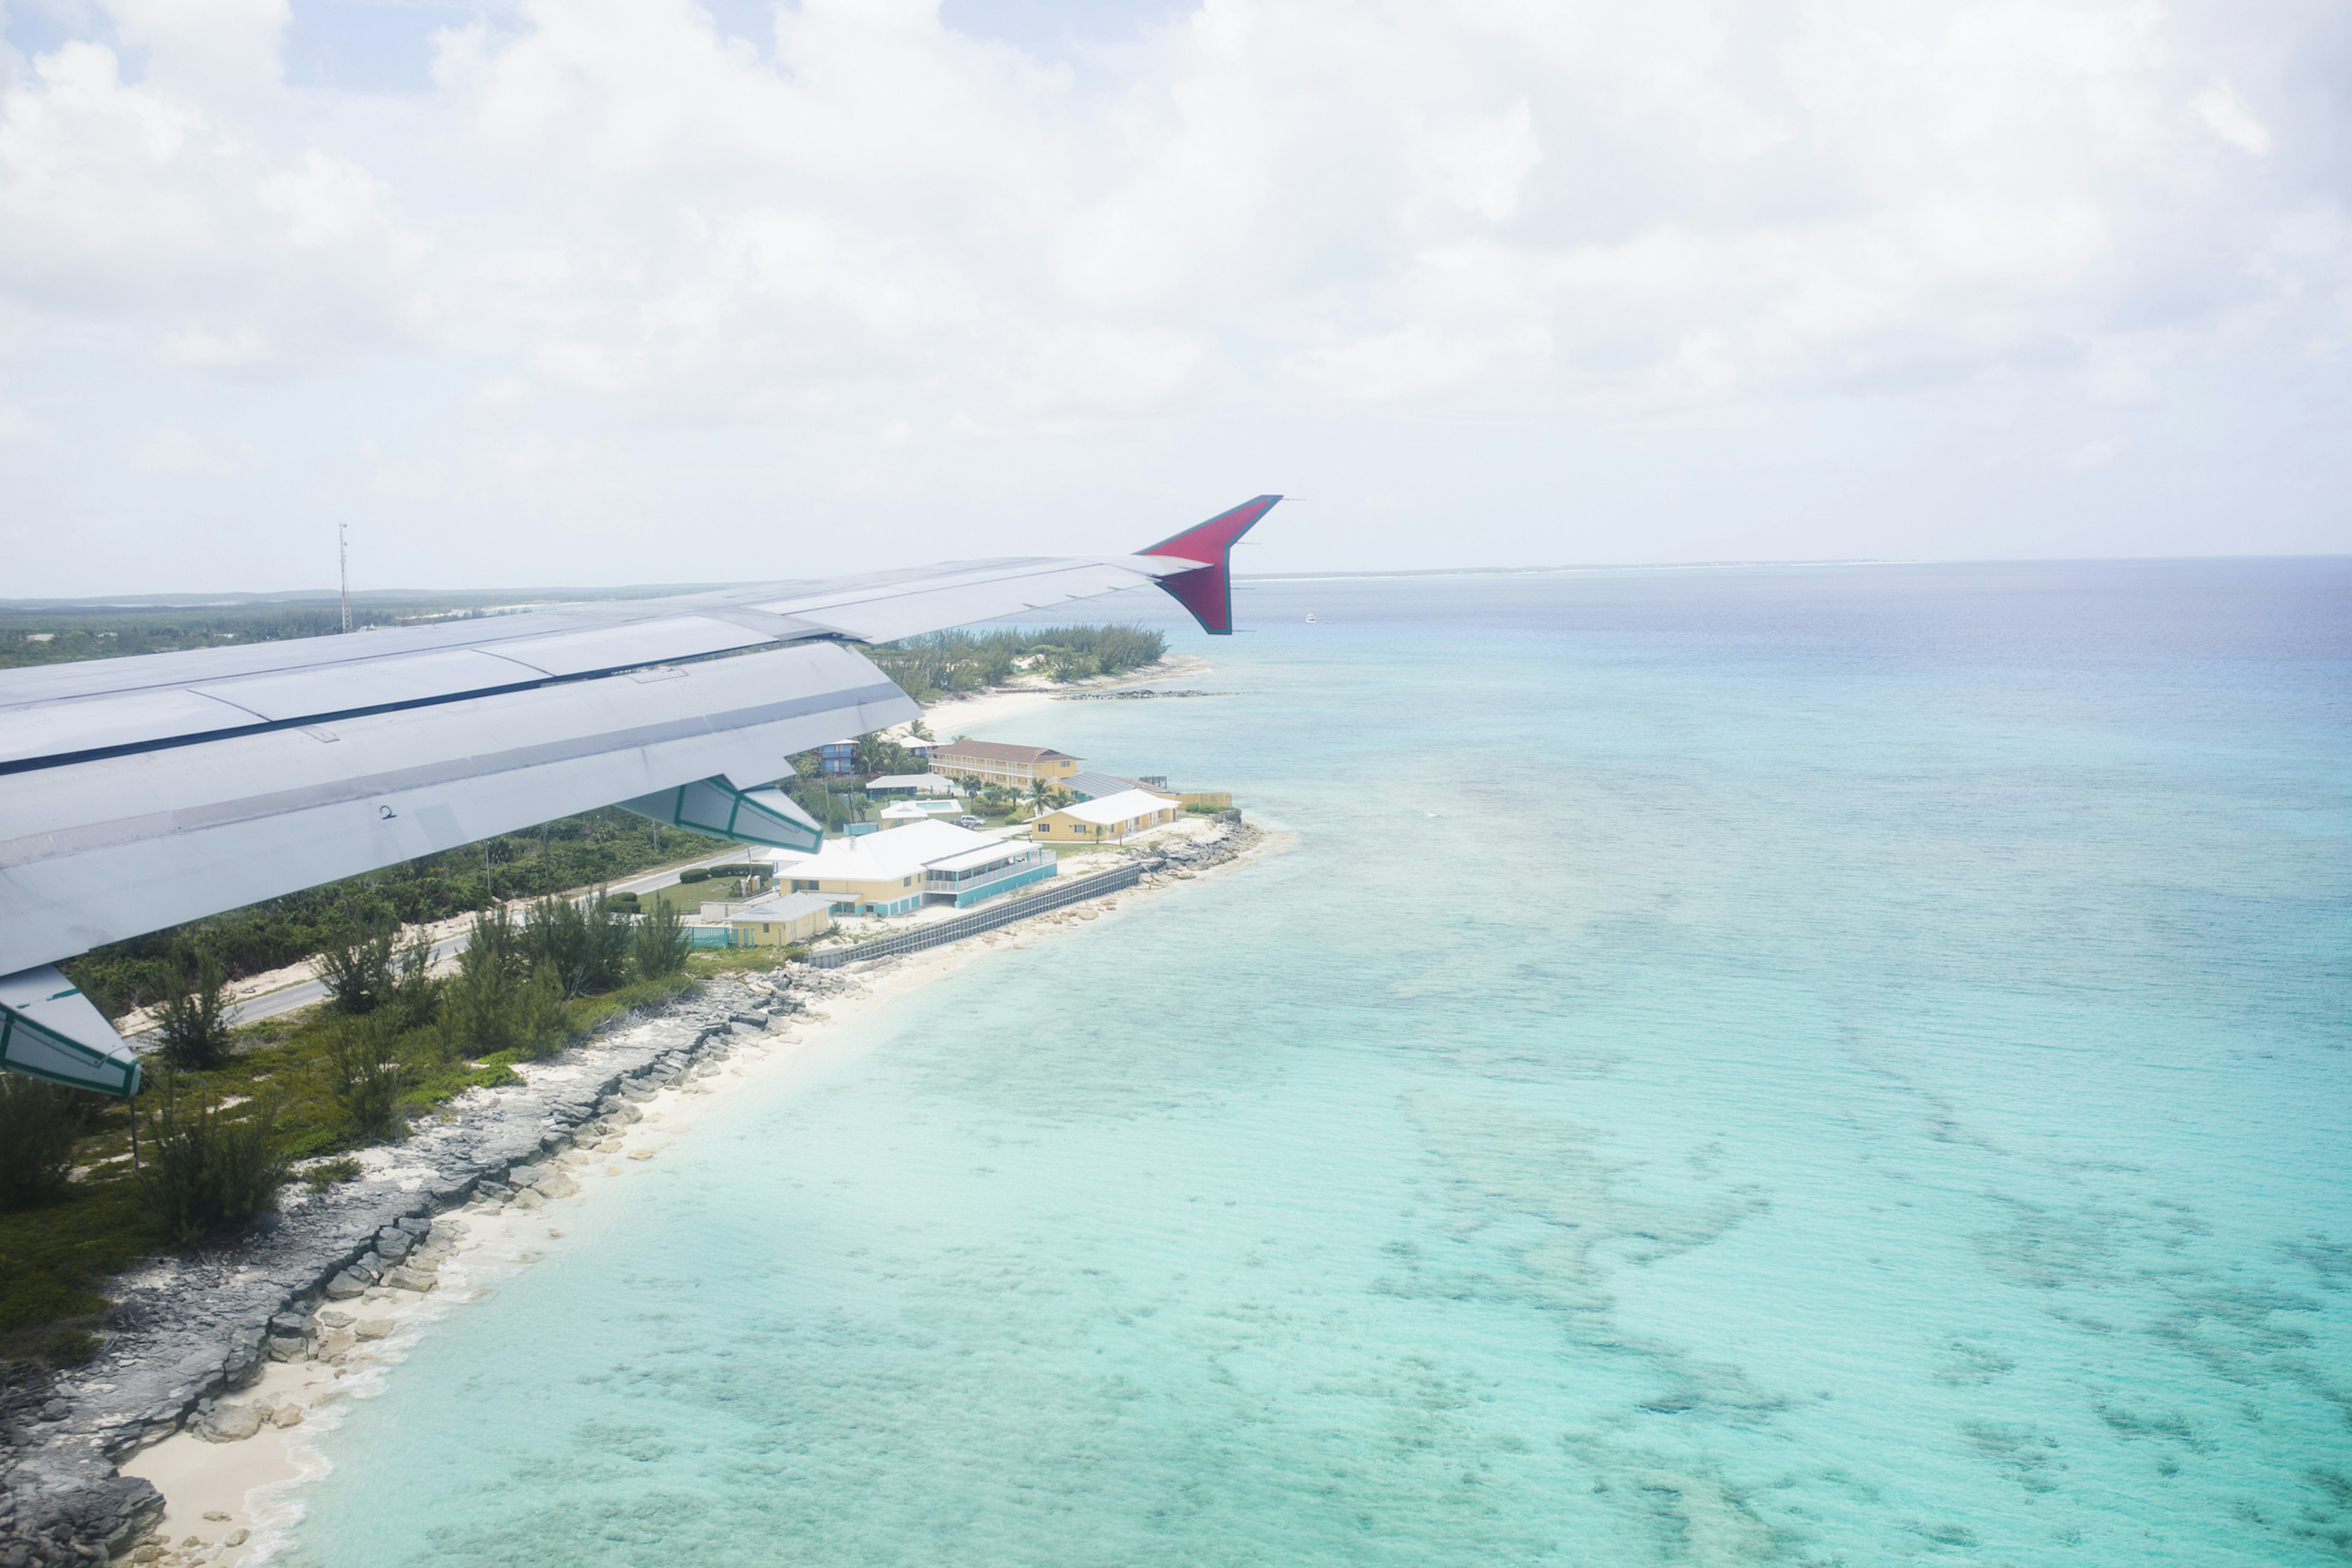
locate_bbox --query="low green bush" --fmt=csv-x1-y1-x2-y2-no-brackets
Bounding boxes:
325,1016,404,1139
154,951,236,1070
0,1076,99,1212
631,900,691,981
316,924,397,1015
301,1155,364,1193
137,1076,288,1243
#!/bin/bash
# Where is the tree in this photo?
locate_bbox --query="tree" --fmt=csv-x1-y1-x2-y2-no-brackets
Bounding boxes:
154,949,236,1071
317,922,397,1015
435,907,522,1059
137,1072,287,1243
325,1014,404,1138
631,900,691,980
512,970,570,1059
384,929,443,1032
524,892,628,999
0,1076,98,1212
1028,778,1070,820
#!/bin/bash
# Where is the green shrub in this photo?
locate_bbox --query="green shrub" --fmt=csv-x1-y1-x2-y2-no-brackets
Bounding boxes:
0,1076,99,1212
631,900,692,981
383,929,443,1032
512,971,570,1059
679,867,710,883
154,950,236,1071
316,923,396,1015
301,1155,364,1193
1184,802,1224,815
526,893,628,999
324,1016,404,1139
137,1075,287,1243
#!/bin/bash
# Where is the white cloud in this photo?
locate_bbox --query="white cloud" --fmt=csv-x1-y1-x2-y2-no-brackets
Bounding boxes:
127,426,256,477
1406,100,1542,222
2061,436,2125,471
2192,81,2271,157
0,0,2346,588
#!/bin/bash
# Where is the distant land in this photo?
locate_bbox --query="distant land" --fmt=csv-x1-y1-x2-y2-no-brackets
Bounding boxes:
1,561,1910,616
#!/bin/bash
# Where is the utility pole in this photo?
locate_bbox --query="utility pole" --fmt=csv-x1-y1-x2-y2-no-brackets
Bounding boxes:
338,522,352,634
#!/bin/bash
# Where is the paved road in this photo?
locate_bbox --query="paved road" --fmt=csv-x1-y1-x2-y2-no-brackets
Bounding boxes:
129,850,749,1040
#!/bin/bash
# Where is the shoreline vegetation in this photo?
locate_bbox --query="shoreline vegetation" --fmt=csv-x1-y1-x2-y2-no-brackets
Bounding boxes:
8,626,1186,1375
10,816,1269,1568
0,615,1229,1565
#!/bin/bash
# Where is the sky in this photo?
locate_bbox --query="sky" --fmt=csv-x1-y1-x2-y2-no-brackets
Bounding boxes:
1,0,2346,595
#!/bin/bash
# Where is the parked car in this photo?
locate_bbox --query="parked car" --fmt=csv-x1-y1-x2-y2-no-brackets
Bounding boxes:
956,815,985,829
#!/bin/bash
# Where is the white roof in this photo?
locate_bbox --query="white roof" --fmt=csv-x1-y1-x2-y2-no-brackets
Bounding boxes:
878,800,951,819
1048,788,1177,826
722,891,837,925
926,840,1036,873
772,818,1003,882
866,773,960,793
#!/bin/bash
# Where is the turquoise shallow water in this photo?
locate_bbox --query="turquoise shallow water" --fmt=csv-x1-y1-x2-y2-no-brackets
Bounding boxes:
281,561,2350,1566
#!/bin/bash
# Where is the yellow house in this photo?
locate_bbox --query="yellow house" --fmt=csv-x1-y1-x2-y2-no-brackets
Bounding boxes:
717,891,834,947
1032,788,1182,844
775,819,1055,915
931,740,1081,789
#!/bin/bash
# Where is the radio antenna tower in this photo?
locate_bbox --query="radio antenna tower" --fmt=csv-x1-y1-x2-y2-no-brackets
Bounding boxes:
338,523,352,634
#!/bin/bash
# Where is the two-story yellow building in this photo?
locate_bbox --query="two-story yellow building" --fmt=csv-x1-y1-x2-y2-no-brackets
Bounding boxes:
771,819,1057,916
931,740,1081,790
1031,788,1182,845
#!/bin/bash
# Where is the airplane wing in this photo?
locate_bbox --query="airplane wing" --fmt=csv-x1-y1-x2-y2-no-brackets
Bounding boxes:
0,496,1278,1093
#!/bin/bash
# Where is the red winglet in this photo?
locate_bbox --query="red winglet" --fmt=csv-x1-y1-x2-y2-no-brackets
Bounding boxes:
1139,495,1280,636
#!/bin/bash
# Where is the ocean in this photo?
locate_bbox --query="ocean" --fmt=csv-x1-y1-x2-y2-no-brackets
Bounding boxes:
276,559,2351,1566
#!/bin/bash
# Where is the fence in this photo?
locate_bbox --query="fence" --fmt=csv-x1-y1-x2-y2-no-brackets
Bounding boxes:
802,859,1160,969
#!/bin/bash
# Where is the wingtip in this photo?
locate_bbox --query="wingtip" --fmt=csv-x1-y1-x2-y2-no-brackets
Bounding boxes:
1139,496,1279,635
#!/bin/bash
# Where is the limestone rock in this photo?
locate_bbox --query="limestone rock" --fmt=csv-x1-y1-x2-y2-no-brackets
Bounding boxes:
354,1319,394,1341
534,1174,579,1199
322,1270,368,1301
374,1228,414,1262
266,1333,306,1361
384,1266,437,1292
512,1188,545,1210
226,1528,251,1546
195,1404,263,1443
270,1405,302,1429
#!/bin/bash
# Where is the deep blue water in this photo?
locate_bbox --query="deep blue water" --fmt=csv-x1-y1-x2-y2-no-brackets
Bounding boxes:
281,559,2350,1566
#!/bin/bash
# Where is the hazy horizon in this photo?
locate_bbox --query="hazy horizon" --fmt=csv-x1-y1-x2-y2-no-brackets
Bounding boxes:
6,549,2351,615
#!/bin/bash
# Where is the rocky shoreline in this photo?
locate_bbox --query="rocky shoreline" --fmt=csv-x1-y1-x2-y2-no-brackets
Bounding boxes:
0,816,1261,1566
0,970,849,1566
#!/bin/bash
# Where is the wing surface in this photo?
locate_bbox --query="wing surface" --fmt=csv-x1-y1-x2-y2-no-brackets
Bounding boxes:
0,497,1277,1090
